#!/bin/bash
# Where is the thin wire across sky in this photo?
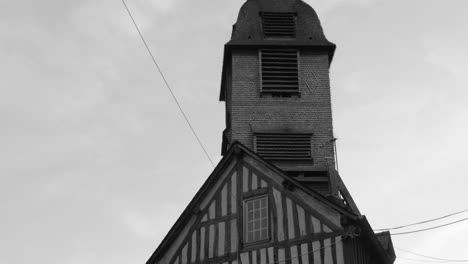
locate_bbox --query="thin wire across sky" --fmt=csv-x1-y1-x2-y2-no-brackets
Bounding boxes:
121,0,215,168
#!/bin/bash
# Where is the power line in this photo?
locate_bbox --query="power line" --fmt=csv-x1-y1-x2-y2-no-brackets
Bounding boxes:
120,0,215,167
397,247,468,262
274,238,342,264
375,209,468,231
392,216,468,236
397,256,448,263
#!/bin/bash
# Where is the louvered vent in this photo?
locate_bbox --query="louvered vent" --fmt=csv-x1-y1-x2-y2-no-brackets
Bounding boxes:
261,12,296,37
260,49,299,94
255,133,312,160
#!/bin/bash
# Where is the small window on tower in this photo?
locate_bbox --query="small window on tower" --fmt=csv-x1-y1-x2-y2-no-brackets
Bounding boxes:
255,133,313,160
261,12,296,38
260,49,299,96
244,196,269,244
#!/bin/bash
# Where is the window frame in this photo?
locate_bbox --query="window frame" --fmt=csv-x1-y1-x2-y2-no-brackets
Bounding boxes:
254,132,313,161
243,194,270,246
260,12,297,38
259,49,301,97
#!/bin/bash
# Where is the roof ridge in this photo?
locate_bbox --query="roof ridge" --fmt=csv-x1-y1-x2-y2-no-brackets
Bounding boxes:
147,141,358,263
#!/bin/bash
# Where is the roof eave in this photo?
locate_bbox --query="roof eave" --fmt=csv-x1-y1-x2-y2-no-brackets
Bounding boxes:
147,141,357,263
234,142,358,219
219,43,230,101
146,146,238,263
358,217,396,264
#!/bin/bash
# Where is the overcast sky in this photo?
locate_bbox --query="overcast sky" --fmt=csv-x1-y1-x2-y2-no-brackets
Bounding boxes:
1,0,468,263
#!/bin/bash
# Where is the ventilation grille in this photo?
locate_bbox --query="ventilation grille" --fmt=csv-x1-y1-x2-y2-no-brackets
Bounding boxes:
262,12,296,37
255,133,312,160
261,49,299,94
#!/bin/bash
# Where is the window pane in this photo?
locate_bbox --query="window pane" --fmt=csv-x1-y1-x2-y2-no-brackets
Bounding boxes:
254,199,260,208
248,232,254,242
254,210,260,219
261,208,267,218
248,211,254,220
245,196,269,243
254,220,260,229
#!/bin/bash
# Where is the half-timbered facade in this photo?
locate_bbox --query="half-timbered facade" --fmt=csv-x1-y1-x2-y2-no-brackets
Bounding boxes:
147,145,394,264
147,0,395,263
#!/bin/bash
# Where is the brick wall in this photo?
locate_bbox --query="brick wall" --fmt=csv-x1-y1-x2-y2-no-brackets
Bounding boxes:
226,48,336,171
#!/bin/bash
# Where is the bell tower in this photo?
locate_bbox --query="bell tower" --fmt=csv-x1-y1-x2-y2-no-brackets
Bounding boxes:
220,0,337,194
147,2,396,263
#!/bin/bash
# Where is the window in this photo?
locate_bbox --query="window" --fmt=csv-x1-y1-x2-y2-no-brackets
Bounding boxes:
255,133,312,160
260,49,299,95
244,196,269,244
261,12,296,38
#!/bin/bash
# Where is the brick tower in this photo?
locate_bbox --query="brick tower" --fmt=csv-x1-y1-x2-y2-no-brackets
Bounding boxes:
146,1,396,263
220,0,337,194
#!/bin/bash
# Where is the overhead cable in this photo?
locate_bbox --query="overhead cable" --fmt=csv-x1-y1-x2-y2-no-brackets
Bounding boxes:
375,209,468,231
275,238,342,264
120,0,215,167
397,247,468,262
392,217,468,236
397,256,449,263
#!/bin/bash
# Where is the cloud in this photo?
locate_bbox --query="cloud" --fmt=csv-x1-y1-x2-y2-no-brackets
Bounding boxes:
119,203,186,244
148,0,177,14
423,42,468,87
412,218,468,260
122,210,157,240
308,0,377,16
1,0,468,264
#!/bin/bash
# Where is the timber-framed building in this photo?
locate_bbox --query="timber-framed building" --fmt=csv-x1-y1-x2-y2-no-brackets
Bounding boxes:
147,0,396,263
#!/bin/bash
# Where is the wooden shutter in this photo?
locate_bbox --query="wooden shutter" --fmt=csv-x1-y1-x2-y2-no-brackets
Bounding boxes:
260,49,299,94
261,12,296,37
255,133,312,160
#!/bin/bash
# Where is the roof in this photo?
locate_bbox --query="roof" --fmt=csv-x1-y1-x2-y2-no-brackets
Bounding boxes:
376,231,397,261
358,218,397,264
146,142,358,264
219,0,336,101
146,142,395,264
231,0,334,46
